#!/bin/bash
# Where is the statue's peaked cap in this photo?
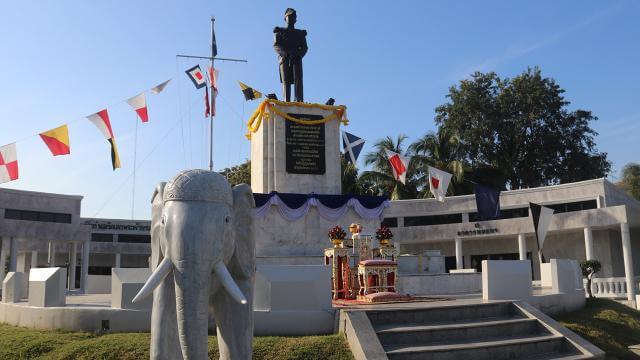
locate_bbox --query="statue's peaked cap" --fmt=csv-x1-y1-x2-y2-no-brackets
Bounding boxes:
284,8,296,18
163,169,232,205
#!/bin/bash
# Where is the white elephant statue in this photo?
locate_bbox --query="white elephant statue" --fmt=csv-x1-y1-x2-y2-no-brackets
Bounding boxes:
133,169,255,360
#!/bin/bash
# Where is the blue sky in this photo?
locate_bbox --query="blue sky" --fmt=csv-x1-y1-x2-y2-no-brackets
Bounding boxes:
0,1,638,220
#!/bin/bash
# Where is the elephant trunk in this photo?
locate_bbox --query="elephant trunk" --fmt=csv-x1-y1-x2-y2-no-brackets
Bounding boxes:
174,261,212,360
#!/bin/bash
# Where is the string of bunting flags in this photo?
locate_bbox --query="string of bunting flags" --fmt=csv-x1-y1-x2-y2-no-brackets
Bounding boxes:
0,78,171,184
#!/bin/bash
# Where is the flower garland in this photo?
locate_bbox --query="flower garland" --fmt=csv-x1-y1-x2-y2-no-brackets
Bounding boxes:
245,99,348,139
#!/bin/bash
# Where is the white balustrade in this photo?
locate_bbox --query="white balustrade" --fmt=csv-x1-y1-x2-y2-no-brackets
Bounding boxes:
583,276,640,298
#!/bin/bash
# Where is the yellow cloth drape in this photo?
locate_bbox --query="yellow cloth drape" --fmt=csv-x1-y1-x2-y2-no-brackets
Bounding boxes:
245,99,348,139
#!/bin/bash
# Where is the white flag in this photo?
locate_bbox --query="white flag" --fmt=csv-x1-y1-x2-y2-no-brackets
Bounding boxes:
151,79,171,94
428,166,453,202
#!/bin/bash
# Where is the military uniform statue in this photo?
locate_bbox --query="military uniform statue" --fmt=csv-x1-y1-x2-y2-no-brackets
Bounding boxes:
274,8,307,102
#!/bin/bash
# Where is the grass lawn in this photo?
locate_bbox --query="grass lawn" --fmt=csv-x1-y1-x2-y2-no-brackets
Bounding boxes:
554,298,640,359
0,324,354,360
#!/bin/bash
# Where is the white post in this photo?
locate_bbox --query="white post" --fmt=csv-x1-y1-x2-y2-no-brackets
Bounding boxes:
518,234,527,260
31,250,38,268
69,242,77,290
47,240,55,266
80,240,90,293
9,237,17,272
115,253,121,268
620,223,636,302
455,237,463,270
584,227,594,261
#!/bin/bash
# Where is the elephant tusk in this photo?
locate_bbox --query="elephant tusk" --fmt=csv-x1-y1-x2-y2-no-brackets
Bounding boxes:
213,262,248,304
132,257,173,303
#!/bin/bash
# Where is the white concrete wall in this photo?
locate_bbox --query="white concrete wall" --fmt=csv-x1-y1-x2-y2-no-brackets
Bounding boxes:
253,264,335,335
254,207,380,257
397,273,481,295
85,275,111,294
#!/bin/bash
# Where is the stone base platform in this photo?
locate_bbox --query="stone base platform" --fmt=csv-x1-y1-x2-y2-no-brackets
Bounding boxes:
0,293,150,333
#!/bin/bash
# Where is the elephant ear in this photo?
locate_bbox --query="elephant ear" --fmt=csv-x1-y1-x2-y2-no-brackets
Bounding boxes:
227,183,255,280
150,182,166,270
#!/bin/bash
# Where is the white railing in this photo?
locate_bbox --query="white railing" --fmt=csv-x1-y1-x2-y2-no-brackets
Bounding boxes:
583,276,640,298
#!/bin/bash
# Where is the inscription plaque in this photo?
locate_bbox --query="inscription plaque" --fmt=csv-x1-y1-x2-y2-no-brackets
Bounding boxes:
285,113,325,174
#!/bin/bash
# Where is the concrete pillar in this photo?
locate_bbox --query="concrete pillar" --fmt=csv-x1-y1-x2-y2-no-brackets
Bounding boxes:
16,253,27,272
80,240,90,293
455,237,463,270
584,227,594,261
31,250,38,268
518,234,527,260
620,223,636,302
69,242,77,290
9,237,17,272
115,253,121,268
48,240,56,266
0,238,6,283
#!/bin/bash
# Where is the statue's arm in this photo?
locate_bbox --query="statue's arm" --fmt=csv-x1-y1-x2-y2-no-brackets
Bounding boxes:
273,29,288,58
299,30,308,57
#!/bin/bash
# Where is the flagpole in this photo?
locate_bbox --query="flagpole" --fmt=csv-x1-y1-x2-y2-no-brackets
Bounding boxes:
131,116,138,219
209,17,215,172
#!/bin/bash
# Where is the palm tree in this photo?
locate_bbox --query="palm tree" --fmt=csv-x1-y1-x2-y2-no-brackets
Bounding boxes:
359,135,419,199
409,128,468,197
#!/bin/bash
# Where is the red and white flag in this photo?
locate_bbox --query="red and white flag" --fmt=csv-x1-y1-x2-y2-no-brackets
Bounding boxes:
208,66,219,117
86,109,121,170
428,166,453,202
0,143,18,184
385,150,410,184
126,93,149,123
204,87,211,117
185,65,207,89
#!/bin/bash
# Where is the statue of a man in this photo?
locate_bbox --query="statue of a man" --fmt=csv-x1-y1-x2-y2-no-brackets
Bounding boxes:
274,8,307,102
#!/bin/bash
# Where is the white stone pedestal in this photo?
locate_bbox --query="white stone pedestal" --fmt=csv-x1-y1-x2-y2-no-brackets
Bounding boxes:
2,272,26,302
482,260,532,301
250,101,344,194
111,268,151,310
28,267,66,307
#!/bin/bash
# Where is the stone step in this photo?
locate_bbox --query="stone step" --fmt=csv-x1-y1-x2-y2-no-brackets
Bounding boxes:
521,353,593,360
385,334,568,360
377,317,543,346
367,302,515,326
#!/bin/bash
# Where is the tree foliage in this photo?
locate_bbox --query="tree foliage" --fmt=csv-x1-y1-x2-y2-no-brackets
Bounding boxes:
359,135,420,199
617,163,640,201
434,67,610,189
220,160,251,187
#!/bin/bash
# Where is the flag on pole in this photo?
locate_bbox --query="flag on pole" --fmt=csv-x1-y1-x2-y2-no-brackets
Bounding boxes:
474,184,501,219
0,143,18,184
529,202,554,250
238,81,262,101
126,93,149,123
208,66,218,116
341,131,365,165
86,109,121,170
428,166,453,202
185,65,207,89
204,87,211,117
39,124,70,156
385,150,410,184
150,79,171,94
